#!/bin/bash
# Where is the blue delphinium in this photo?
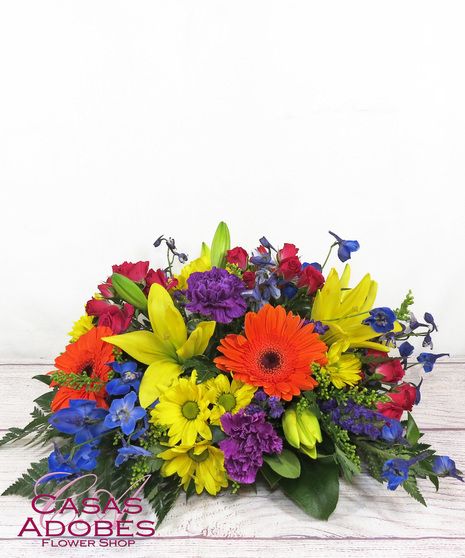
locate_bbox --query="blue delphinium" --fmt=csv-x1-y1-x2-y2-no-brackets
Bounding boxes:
104,391,146,436
381,453,428,490
362,307,397,334
42,441,100,483
380,419,410,446
433,456,463,482
417,352,449,373
115,442,152,467
328,231,360,262
105,360,143,396
49,399,110,445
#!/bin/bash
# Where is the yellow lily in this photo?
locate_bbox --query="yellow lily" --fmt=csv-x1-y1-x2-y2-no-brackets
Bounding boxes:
311,265,401,352
102,283,216,407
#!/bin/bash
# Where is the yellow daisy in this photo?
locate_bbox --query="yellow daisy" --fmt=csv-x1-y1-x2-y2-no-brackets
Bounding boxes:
158,440,228,495
322,339,362,389
205,374,257,426
150,371,212,446
68,314,95,343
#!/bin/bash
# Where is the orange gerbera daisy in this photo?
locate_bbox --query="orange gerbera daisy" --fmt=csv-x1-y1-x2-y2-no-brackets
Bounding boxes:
49,326,115,412
214,305,328,401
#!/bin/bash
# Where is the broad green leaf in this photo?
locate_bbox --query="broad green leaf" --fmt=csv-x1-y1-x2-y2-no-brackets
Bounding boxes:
260,463,282,488
406,412,421,446
263,449,301,479
280,458,339,520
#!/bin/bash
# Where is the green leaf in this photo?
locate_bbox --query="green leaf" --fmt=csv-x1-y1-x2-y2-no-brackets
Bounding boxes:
263,449,301,479
2,458,50,498
402,475,427,506
428,474,440,492
33,374,53,386
181,355,219,382
280,458,339,520
406,412,421,446
260,463,282,488
335,446,361,483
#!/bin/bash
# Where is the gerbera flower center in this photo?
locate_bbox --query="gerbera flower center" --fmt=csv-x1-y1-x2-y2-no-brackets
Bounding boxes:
78,360,94,376
182,400,200,420
217,393,236,412
259,350,282,372
187,448,209,462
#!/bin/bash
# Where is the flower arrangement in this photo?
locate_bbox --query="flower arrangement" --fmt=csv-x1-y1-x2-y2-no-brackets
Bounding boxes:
2,222,462,525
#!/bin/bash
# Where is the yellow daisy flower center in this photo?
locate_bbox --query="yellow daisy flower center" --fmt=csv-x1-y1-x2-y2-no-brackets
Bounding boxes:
217,393,236,412
187,448,209,462
182,400,200,420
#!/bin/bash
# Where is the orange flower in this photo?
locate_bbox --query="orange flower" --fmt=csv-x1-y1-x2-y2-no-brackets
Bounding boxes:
50,326,115,412
214,305,328,401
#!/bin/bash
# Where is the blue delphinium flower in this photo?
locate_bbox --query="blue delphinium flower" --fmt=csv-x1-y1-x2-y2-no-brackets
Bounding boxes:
49,400,110,445
268,396,285,419
414,378,423,405
281,281,298,300
433,456,463,482
417,352,449,373
328,231,360,262
115,443,152,467
380,419,410,446
104,391,146,436
42,441,100,483
105,361,143,396
381,453,428,490
362,307,397,334
424,312,438,332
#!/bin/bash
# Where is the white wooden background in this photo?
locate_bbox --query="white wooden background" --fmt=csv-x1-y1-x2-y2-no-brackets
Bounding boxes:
1,359,464,558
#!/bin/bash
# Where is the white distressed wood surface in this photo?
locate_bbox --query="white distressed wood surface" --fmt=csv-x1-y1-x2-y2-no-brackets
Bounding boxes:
1,359,464,558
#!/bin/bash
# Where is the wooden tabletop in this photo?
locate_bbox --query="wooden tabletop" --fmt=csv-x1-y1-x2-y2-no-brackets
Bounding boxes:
1,359,464,558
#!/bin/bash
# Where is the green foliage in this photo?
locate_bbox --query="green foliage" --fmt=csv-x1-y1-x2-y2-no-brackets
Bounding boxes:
402,475,427,506
181,355,219,382
279,457,339,520
405,412,422,446
143,473,181,528
2,458,50,498
263,449,301,479
394,289,415,321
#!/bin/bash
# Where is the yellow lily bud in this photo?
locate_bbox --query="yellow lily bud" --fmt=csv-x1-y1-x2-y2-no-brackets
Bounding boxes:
210,221,231,269
282,407,300,449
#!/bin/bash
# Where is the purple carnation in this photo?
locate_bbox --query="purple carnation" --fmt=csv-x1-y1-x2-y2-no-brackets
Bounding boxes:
219,410,283,484
184,267,247,323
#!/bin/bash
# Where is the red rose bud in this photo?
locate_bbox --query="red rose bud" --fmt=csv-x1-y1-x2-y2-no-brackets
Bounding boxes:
297,265,325,294
226,247,249,271
278,243,299,260
242,271,256,289
278,256,302,281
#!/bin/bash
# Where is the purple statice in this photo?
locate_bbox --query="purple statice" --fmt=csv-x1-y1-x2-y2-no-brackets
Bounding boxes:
319,398,388,440
184,267,247,323
219,410,283,484
245,390,284,419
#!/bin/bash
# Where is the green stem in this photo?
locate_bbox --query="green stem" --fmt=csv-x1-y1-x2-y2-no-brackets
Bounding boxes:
321,242,338,272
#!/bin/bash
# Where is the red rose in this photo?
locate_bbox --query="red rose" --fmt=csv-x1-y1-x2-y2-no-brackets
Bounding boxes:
112,261,149,282
278,243,299,260
242,271,256,289
226,247,249,271
376,382,417,420
97,303,134,335
297,265,325,294
366,350,405,383
86,298,112,317
145,268,168,295
278,256,302,281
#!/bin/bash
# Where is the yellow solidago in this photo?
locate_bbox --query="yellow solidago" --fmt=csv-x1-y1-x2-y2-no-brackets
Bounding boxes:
322,339,362,389
311,265,401,352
